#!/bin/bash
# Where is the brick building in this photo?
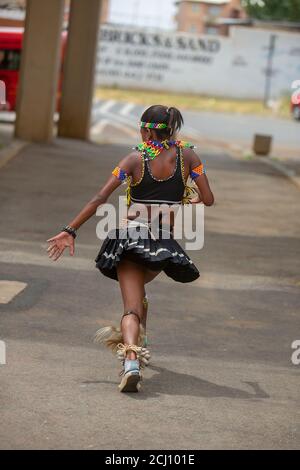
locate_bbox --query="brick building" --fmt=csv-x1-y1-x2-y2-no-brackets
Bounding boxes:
0,0,26,27
175,0,247,36
99,0,110,24
0,0,110,28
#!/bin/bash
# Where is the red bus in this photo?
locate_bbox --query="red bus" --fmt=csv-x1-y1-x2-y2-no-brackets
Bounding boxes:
0,27,67,111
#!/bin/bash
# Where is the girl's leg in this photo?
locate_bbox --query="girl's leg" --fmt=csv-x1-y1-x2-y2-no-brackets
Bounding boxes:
116,261,161,392
117,261,161,357
145,270,161,284
117,259,146,360
141,269,161,332
141,290,148,332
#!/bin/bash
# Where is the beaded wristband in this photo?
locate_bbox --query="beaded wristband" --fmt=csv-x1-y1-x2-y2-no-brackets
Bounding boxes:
62,225,77,239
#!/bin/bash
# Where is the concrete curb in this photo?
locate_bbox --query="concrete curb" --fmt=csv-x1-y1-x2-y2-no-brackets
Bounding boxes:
256,156,300,190
0,139,29,171
235,149,300,191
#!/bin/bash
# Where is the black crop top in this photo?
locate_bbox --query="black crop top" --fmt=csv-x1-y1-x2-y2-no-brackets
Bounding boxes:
130,145,185,205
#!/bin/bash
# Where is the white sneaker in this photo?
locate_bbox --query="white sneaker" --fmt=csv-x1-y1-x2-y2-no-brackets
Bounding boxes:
118,359,141,393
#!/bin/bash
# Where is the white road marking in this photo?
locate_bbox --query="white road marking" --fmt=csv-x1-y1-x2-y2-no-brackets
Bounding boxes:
0,280,27,304
98,108,138,130
90,116,138,139
90,118,109,136
92,100,137,128
120,102,135,116
96,99,116,114
0,250,94,271
0,340,5,365
0,237,100,250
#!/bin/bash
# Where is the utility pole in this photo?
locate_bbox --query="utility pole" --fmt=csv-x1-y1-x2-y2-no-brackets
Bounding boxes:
264,34,277,107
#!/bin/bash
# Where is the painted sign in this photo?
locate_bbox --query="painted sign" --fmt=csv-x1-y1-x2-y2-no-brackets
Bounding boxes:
96,25,300,100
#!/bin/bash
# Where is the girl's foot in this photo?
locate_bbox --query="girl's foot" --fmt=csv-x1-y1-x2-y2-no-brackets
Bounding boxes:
118,359,141,393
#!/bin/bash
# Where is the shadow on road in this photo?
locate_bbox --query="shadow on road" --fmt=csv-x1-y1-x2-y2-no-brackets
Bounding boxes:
83,364,270,400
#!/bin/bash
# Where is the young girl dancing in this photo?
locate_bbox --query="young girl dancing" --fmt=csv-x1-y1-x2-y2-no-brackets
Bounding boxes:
47,105,214,393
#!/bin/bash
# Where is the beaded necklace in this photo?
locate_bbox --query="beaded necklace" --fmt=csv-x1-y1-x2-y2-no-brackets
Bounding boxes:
134,140,195,161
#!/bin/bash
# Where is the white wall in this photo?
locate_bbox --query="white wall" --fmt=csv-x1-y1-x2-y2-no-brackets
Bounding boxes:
95,25,300,100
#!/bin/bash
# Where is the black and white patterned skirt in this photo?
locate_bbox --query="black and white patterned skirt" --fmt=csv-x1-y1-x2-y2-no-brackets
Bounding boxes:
95,220,200,283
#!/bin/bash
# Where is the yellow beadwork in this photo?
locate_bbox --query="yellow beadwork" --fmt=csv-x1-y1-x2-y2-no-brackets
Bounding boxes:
125,179,131,206
130,155,145,187
182,184,197,204
125,155,145,206
179,146,197,204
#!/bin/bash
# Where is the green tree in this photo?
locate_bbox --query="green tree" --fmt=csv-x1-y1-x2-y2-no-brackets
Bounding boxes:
242,0,300,22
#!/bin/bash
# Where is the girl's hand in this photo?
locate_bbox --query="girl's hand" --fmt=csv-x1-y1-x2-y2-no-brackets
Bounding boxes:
191,194,202,204
190,191,203,204
190,185,203,204
47,231,75,261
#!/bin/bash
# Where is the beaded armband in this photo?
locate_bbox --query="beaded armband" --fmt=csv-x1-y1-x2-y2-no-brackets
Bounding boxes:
190,164,206,180
112,166,128,182
62,225,77,239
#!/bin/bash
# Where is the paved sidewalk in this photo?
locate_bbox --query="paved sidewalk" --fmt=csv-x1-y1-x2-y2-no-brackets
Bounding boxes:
0,138,299,449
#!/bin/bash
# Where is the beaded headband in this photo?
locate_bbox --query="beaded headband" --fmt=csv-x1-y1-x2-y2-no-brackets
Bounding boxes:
140,121,168,129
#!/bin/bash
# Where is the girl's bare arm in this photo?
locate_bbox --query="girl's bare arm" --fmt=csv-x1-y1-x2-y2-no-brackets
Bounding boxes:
47,152,137,261
185,148,214,206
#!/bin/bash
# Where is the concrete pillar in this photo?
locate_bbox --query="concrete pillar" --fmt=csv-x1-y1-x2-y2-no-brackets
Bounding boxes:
57,0,101,140
15,0,65,142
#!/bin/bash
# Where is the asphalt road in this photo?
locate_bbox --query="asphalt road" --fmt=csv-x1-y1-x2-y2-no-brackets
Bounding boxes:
1,99,300,157
91,99,300,157
0,137,299,449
